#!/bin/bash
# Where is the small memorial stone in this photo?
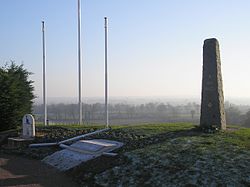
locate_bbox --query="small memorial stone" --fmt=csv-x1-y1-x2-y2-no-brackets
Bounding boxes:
22,114,35,138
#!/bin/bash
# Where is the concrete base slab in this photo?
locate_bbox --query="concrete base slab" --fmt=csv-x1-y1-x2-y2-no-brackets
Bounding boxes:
7,137,34,148
0,129,18,145
42,139,123,171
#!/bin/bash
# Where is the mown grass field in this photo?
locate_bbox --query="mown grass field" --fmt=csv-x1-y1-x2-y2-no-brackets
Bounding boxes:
2,123,250,186
94,124,250,186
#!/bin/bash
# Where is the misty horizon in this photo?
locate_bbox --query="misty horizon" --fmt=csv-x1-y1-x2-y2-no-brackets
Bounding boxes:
33,96,250,106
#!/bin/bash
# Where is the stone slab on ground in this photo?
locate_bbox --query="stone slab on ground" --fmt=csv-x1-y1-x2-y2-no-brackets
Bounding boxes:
7,137,34,149
42,139,123,171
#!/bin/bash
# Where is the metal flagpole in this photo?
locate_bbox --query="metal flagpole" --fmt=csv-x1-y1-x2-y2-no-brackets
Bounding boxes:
42,21,47,126
104,17,109,128
78,0,83,125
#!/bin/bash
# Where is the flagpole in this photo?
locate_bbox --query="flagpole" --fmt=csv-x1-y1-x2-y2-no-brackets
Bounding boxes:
42,21,47,126
78,0,83,125
104,17,109,128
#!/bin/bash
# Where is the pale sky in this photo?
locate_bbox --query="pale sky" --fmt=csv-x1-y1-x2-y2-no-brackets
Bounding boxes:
1,0,250,101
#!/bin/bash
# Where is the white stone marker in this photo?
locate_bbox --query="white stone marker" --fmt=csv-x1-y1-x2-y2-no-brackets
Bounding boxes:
22,114,35,138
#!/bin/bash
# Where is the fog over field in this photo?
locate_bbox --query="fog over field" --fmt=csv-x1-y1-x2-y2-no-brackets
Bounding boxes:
34,96,250,106
33,96,250,127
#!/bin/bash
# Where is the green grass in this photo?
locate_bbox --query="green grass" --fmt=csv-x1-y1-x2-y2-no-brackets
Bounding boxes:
7,122,250,186
35,122,250,149
36,122,194,132
36,123,104,130
93,123,250,186
36,122,250,140
220,128,250,148
111,123,195,136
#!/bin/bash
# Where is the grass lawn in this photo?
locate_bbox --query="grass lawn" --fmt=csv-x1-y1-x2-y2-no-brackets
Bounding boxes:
2,123,250,186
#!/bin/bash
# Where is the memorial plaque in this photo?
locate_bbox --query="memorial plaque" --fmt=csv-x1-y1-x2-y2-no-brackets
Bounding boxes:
43,139,123,171
22,114,35,138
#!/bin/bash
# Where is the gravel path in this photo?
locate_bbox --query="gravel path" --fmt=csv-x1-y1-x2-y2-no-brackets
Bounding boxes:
0,153,77,187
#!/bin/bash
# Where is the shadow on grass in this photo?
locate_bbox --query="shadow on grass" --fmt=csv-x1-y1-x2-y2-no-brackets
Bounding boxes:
91,126,204,153
67,127,204,186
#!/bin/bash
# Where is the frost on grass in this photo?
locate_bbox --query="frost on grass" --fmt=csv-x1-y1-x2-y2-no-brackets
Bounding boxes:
95,136,250,186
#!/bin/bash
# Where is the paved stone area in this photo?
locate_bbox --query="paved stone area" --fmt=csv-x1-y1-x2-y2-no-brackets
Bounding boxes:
0,153,77,187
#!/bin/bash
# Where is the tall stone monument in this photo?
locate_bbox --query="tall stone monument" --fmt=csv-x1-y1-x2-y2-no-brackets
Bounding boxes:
200,38,226,130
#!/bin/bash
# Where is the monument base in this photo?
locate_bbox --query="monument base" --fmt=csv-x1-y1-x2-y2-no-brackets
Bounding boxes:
7,137,34,149
0,129,18,145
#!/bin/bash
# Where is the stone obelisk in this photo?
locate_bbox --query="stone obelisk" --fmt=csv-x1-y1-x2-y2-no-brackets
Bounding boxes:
200,38,226,130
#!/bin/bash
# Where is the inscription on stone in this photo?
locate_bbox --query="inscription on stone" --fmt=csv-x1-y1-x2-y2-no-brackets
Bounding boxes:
22,114,35,138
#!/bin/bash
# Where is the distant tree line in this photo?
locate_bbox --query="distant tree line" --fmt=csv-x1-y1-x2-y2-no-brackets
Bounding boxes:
33,102,200,124
224,102,250,127
33,101,250,127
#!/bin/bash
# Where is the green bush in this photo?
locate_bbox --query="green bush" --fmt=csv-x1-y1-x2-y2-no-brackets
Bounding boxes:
0,62,35,131
244,110,250,127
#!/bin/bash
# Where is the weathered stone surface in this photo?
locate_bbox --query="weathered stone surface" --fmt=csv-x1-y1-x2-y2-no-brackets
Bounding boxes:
7,137,33,148
22,114,35,138
200,38,226,130
42,139,123,171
